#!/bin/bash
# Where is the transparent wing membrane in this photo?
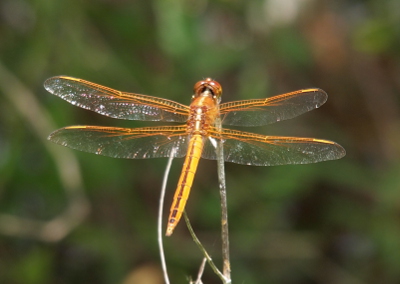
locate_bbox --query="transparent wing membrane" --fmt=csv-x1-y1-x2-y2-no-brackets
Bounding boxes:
48,125,189,159
201,128,345,166
44,76,189,122
220,88,327,127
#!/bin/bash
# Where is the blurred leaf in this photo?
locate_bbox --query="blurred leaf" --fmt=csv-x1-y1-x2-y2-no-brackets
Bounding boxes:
10,248,52,284
353,19,396,54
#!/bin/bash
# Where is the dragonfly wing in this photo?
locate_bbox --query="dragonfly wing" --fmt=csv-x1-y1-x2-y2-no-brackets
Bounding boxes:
219,88,327,126
202,128,345,166
48,125,189,159
44,76,189,122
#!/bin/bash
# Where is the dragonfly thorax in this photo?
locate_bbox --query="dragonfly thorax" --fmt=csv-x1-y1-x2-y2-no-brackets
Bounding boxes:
187,96,219,135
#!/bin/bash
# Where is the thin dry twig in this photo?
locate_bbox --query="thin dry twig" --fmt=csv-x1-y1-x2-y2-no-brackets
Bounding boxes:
192,257,207,284
158,148,177,284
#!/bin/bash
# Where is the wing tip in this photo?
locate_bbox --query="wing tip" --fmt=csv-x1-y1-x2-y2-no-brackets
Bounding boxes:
43,75,77,91
313,88,328,107
334,143,346,159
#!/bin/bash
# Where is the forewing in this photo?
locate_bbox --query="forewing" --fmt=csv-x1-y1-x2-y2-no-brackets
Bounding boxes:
48,125,189,159
44,76,189,122
219,88,327,126
202,128,345,166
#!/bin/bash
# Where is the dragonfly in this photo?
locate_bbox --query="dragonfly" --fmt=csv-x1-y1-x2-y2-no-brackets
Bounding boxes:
45,76,345,236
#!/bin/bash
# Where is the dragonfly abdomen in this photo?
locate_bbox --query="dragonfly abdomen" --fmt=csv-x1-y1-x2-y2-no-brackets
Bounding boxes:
166,134,204,236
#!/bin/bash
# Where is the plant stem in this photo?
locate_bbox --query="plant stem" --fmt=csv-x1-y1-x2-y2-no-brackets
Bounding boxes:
158,147,177,284
215,117,231,281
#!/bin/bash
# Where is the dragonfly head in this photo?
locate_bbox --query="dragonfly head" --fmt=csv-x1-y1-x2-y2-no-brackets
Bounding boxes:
193,78,222,103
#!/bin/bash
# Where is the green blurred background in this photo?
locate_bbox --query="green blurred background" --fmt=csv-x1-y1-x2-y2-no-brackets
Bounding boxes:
1,0,400,283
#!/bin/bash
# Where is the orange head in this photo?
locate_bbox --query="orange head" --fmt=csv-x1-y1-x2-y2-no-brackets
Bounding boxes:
193,78,222,102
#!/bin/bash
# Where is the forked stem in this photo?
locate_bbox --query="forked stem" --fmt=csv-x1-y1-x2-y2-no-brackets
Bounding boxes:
184,212,227,283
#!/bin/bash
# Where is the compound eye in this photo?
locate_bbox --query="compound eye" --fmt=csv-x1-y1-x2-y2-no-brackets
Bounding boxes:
193,78,223,98
193,80,206,95
207,79,222,98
